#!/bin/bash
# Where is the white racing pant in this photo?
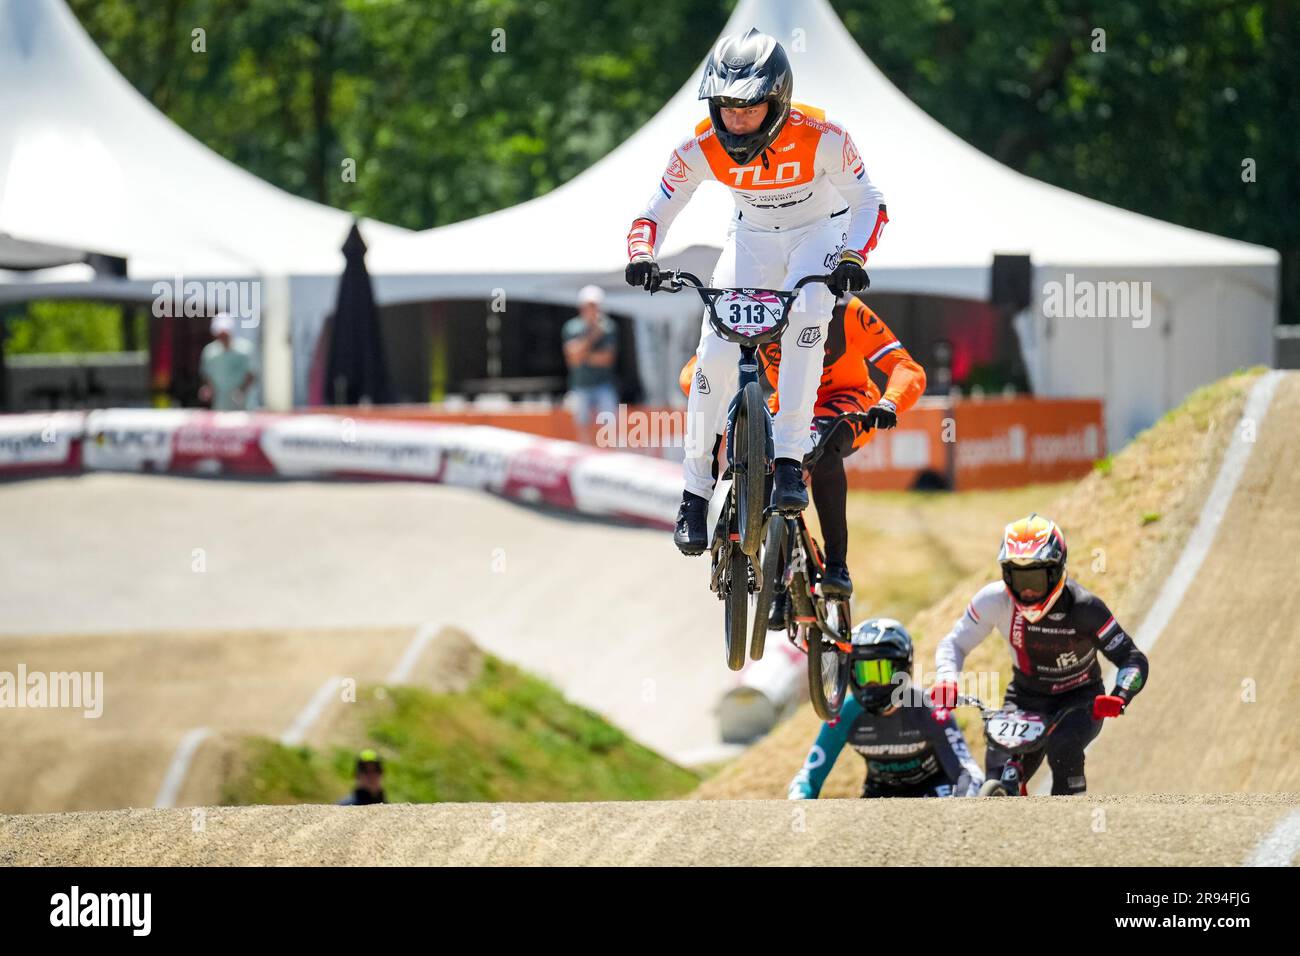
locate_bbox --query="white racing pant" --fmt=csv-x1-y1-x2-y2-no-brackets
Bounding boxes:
682,215,844,499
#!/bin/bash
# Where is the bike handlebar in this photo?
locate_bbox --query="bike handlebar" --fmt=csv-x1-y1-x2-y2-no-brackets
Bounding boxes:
955,694,1097,729
801,411,876,470
660,270,703,291
652,270,837,348
655,270,833,296
820,411,875,425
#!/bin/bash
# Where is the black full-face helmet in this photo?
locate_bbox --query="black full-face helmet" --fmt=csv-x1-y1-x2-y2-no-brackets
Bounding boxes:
847,618,914,714
698,27,793,166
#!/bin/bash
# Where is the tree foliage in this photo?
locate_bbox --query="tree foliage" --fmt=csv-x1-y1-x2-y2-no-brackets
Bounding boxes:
66,0,1296,321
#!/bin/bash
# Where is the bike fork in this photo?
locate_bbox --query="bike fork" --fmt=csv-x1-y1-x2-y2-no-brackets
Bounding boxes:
1000,761,1027,797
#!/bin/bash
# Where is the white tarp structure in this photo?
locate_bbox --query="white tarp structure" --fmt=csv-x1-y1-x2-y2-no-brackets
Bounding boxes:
0,0,407,408
363,0,1278,447
0,0,1278,443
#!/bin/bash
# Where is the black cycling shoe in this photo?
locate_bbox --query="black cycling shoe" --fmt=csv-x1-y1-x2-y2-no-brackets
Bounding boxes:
767,587,789,631
771,457,808,512
820,562,853,597
673,491,709,555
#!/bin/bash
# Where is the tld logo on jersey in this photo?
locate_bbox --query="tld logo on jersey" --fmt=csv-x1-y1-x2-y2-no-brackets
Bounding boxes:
729,163,802,187
797,327,822,348
693,369,710,395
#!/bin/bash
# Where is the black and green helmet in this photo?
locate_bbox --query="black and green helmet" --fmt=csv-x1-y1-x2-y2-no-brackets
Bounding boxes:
847,618,913,712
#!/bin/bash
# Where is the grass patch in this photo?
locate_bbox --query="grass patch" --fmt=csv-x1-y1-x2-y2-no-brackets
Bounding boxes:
218,739,342,806
222,655,698,806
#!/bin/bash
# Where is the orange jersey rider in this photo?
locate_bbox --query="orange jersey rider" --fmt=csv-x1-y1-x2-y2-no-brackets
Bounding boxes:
680,297,925,597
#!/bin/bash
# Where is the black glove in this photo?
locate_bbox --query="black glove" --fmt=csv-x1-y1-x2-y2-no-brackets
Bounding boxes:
863,398,897,430
625,257,661,292
826,253,869,297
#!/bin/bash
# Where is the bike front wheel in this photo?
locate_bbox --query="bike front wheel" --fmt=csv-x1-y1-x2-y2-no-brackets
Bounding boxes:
807,599,851,721
733,381,769,558
722,541,749,672
979,779,1011,797
750,515,787,662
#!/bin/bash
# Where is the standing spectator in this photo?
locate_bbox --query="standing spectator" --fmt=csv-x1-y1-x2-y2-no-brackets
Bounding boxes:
337,749,387,806
562,285,619,445
199,313,256,410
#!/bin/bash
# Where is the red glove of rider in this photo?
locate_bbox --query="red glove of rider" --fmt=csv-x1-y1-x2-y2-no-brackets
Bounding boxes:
1093,694,1126,719
930,681,960,709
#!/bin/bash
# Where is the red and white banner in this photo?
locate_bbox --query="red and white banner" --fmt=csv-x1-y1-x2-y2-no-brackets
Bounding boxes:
0,396,1104,519
82,409,189,473
0,411,85,475
1,408,679,530
172,412,277,475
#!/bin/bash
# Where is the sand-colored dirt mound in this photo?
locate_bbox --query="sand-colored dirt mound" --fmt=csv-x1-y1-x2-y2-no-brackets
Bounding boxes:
1,793,1293,866
697,370,1279,799
0,477,737,765
1087,372,1300,793
0,625,472,813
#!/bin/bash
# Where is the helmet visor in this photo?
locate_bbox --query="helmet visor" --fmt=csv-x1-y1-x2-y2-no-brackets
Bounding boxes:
852,658,894,688
711,94,763,109
1006,566,1050,603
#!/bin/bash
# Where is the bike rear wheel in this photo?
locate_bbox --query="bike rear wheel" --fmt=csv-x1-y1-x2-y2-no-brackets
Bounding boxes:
979,779,1011,797
722,541,749,671
750,515,786,661
807,598,851,721
733,381,769,558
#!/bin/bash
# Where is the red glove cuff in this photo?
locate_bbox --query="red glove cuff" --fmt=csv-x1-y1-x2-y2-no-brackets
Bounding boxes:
855,204,889,260
627,218,657,261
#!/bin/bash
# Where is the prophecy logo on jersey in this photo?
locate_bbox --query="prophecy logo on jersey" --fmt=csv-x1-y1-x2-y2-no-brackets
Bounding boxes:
797,327,822,348
693,369,710,395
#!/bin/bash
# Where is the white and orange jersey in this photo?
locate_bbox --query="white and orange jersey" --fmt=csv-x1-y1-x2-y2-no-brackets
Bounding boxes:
628,102,887,262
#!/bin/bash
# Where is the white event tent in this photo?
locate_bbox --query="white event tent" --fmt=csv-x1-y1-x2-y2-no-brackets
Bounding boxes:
0,0,408,408
0,0,1279,445
362,0,1278,446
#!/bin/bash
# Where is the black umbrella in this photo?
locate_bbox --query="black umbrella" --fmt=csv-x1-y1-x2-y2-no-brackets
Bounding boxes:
324,220,393,405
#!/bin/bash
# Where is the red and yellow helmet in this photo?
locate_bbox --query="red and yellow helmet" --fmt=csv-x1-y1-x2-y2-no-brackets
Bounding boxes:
998,514,1067,622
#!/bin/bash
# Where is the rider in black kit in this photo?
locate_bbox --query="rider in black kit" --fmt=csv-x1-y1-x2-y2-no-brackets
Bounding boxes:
789,619,984,799
931,514,1149,794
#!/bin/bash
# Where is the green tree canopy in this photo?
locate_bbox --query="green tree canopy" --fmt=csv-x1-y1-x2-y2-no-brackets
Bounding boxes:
65,0,1296,321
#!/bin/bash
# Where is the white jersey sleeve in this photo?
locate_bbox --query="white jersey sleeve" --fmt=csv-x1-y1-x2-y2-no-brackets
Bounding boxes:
816,121,887,257
935,581,1009,682
634,135,711,255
